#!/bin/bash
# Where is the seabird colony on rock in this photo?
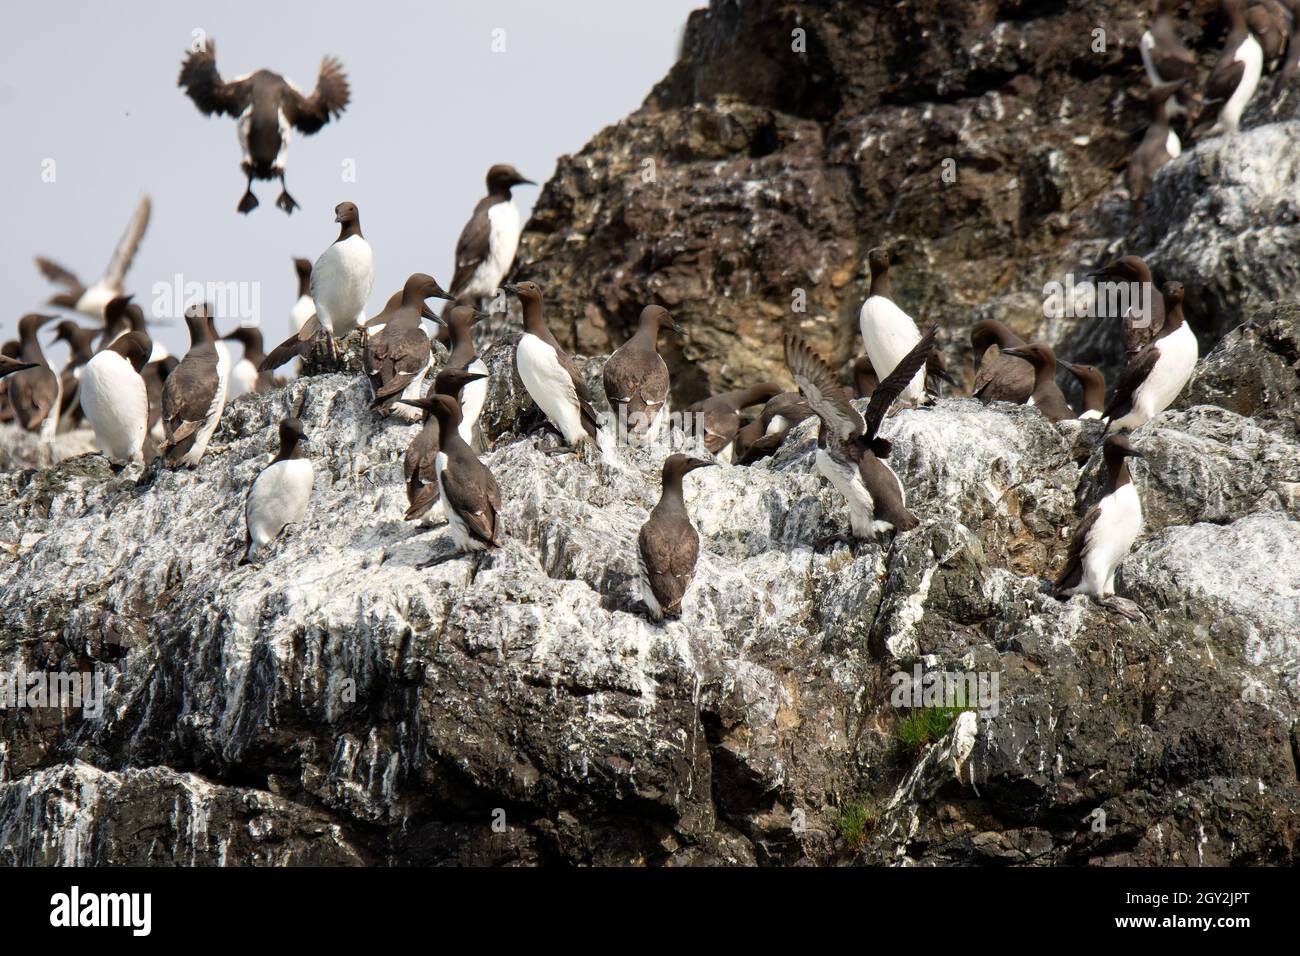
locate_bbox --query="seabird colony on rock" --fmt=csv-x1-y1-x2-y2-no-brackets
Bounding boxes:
10,5,1261,624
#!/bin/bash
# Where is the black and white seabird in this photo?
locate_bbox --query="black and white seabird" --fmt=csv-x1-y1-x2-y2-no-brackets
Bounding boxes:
1105,280,1199,433
971,319,1035,405
1192,0,1265,139
508,281,605,456
602,305,683,444
241,418,313,564
363,273,454,420
449,165,536,301
1127,80,1185,219
638,454,713,621
998,344,1077,423
859,248,927,405
289,257,315,335
735,392,814,465
79,331,151,469
1055,434,1146,599
160,305,230,468
785,327,936,548
9,315,62,446
1065,363,1107,420
684,383,783,464
434,304,489,444
178,40,350,214
223,327,277,399
263,203,374,369
397,369,487,523
1140,0,1198,115
416,394,502,563
35,195,151,318
852,356,878,399
1088,254,1166,354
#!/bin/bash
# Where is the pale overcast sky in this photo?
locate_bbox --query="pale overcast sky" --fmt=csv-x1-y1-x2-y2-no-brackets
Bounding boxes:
0,0,699,364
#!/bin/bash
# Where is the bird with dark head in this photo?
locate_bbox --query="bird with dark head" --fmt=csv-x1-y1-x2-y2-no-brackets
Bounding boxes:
396,370,489,523
638,454,714,621
603,304,684,445
364,273,454,420
450,165,537,303
414,393,503,566
998,343,1077,423
241,418,313,564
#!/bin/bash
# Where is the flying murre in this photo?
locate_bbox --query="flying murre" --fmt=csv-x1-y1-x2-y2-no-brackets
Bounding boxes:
263,202,374,369
1055,434,1146,603
9,315,62,452
449,165,536,303
859,247,926,405
507,280,608,458
178,40,350,214
684,382,783,464
1127,80,1185,219
1089,254,1166,354
241,417,313,564
602,305,683,444
363,273,454,420
222,326,277,399
1065,363,1107,420
1140,0,1198,115
998,343,1077,422
434,304,489,445
414,393,502,567
1105,280,1199,433
638,453,714,621
35,195,151,318
1192,0,1264,139
160,304,229,468
971,319,1035,405
79,331,151,470
397,369,488,524
785,327,936,549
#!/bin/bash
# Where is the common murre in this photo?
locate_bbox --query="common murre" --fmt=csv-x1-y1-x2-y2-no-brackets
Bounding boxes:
1140,0,1198,115
1192,0,1264,139
1105,280,1199,433
859,247,927,405
998,343,1078,423
785,326,936,549
1065,363,1107,420
289,257,315,335
0,344,33,425
160,304,229,468
735,392,813,465
178,40,350,214
1088,254,1166,354
602,305,683,444
1055,434,1146,600
449,165,536,302
35,195,151,319
241,417,313,564
263,202,374,369
51,319,99,428
79,331,151,470
9,315,62,451
223,326,277,399
417,393,503,565
684,382,783,464
363,273,453,420
1127,80,1185,219
638,453,714,621
397,369,489,524
434,304,489,445
971,319,1035,405
1246,0,1290,69
507,281,606,458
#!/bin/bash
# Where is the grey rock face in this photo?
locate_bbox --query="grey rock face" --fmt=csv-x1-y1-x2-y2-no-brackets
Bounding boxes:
1,341,1296,865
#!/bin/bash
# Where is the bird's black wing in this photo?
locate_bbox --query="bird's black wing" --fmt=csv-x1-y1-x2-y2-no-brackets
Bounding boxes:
101,195,151,289
178,40,249,117
861,326,937,441
285,56,350,134
449,198,493,296
1054,508,1101,594
783,334,864,442
1104,345,1161,421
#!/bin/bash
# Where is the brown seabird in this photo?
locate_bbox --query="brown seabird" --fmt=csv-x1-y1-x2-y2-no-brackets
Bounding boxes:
1088,254,1166,354
684,383,783,464
397,369,488,523
602,305,683,444
1065,363,1107,420
160,304,229,468
9,315,62,446
79,331,152,470
998,343,1077,423
416,393,503,565
362,273,453,420
449,165,536,301
35,195,151,318
971,319,1035,405
1126,80,1185,219
637,453,714,621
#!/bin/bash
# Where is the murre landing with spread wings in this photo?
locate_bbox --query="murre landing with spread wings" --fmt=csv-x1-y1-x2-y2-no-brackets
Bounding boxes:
178,39,350,214
638,454,714,622
785,327,937,548
36,195,150,319
449,165,535,302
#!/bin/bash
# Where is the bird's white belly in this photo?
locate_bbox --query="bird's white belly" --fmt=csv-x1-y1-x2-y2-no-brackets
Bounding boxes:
1131,323,1198,424
76,283,116,319
1166,129,1181,158
290,294,315,336
435,451,489,553
517,333,585,445
1078,483,1143,596
312,235,374,337
390,365,430,422
227,357,258,400
246,458,314,548
816,448,875,538
1222,37,1264,133
80,352,148,463
458,357,488,444
465,201,522,299
859,296,925,402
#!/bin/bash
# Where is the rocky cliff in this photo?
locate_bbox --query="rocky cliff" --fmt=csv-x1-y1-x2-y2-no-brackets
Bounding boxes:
3,0,1300,867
